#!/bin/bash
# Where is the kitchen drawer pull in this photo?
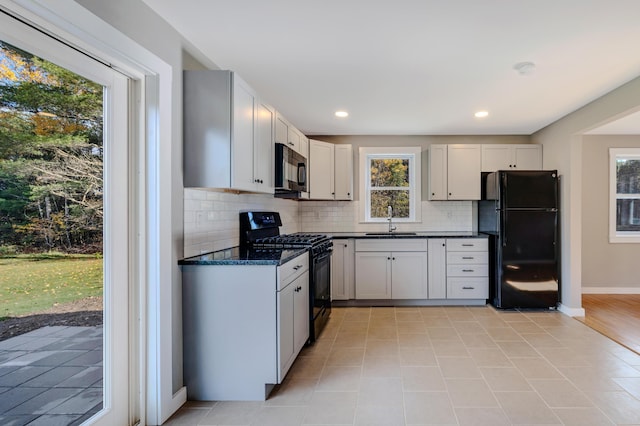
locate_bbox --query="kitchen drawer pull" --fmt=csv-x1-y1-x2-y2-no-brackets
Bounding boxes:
462,286,475,290
462,269,474,272
294,286,302,292
462,244,474,247
462,256,474,260
293,264,304,270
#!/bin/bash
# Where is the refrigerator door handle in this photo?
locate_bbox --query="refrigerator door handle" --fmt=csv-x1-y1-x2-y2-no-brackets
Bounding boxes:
502,211,508,247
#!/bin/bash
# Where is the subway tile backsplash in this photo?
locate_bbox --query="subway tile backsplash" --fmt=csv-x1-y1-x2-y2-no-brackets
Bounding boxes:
298,200,473,233
184,189,474,257
183,189,300,257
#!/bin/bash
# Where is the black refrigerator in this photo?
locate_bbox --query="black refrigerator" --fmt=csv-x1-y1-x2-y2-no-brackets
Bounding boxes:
478,170,560,309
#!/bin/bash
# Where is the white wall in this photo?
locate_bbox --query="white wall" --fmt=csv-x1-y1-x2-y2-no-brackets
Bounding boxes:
581,135,640,292
532,75,640,314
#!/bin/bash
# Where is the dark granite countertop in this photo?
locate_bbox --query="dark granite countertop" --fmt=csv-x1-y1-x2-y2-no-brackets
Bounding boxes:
179,246,308,266
327,232,488,239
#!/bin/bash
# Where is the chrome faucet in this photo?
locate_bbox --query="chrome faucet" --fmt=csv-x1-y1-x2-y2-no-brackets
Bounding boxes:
387,205,397,233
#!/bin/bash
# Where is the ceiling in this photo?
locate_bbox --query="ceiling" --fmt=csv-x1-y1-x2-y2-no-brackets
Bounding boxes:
141,0,640,136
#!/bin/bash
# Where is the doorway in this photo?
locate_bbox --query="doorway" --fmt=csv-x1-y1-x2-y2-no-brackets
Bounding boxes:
0,11,133,425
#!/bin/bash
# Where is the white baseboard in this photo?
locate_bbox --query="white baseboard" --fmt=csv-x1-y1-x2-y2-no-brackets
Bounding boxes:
558,304,586,317
582,287,640,294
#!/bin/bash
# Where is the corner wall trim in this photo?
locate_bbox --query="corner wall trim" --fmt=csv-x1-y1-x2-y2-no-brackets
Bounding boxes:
558,304,586,317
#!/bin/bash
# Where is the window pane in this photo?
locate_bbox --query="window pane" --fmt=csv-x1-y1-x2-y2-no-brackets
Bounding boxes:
616,158,640,194
616,198,640,231
370,159,409,187
371,190,410,218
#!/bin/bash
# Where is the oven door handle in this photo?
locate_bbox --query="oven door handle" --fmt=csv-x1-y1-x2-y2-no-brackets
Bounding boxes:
313,250,332,262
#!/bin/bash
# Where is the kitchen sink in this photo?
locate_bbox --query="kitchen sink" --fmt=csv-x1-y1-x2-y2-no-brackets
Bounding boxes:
365,232,417,236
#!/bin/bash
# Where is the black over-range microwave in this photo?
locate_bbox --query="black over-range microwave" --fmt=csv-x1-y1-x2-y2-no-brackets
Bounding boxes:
274,143,307,198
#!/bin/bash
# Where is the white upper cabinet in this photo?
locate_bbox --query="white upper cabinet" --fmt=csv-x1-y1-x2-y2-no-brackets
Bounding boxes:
428,144,481,200
183,70,273,193
309,139,334,200
334,144,354,200
275,112,289,147
309,139,353,200
481,144,542,172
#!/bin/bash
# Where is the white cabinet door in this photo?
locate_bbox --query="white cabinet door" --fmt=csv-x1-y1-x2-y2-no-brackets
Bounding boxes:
355,252,391,299
309,139,335,199
293,271,310,354
299,135,309,159
513,145,542,170
287,126,301,153
277,281,295,382
481,144,542,172
428,144,448,200
447,144,481,200
232,75,258,192
275,112,288,146
391,251,428,299
427,239,447,299
255,101,274,190
334,144,353,200
481,145,511,172
331,239,354,300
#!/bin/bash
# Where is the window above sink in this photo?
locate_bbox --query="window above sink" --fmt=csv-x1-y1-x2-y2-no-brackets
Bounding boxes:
359,146,422,224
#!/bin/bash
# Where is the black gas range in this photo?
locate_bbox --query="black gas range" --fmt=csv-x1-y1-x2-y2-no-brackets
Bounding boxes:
239,212,332,343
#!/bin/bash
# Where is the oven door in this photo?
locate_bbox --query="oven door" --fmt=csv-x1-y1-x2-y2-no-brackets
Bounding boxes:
310,248,332,341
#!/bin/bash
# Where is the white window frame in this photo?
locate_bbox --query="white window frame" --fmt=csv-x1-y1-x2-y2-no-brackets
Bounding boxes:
359,146,422,223
609,148,640,243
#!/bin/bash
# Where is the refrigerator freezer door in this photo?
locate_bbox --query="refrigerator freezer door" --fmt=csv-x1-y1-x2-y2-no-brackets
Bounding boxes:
499,170,558,210
497,210,559,309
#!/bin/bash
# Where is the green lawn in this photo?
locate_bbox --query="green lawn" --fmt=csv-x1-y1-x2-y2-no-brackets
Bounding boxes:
0,255,103,318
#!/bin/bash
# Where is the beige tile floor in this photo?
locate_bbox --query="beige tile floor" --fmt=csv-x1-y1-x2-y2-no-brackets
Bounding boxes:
166,306,640,425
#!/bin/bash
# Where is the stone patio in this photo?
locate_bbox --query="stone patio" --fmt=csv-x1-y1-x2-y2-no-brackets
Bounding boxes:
0,326,103,426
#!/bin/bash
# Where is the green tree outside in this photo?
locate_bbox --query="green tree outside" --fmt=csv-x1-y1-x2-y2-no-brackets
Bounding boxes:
0,41,103,253
370,158,410,218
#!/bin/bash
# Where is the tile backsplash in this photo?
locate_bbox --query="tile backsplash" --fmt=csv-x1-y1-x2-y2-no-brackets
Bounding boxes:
298,200,473,233
184,189,475,257
183,189,299,257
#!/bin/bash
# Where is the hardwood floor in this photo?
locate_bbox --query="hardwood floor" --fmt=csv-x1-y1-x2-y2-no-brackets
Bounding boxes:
577,294,640,355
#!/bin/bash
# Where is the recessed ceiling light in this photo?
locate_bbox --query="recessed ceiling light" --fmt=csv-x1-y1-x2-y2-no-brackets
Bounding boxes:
474,111,489,118
335,111,349,118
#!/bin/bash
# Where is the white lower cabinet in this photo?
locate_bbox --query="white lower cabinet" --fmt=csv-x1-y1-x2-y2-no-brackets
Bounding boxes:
427,239,447,299
445,238,489,300
277,268,309,381
331,239,355,300
354,239,428,300
350,237,487,303
182,252,309,401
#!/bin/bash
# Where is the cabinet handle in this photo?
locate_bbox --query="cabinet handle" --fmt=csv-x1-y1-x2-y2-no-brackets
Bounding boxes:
462,269,474,272
462,244,473,247
392,257,396,260
449,192,452,196
462,286,475,290
387,257,391,260
432,192,435,196
293,264,304,270
462,256,474,260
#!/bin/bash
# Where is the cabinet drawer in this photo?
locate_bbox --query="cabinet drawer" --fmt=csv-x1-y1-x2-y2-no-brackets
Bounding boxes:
278,252,309,290
447,264,488,277
355,239,427,252
447,277,488,299
447,238,487,252
447,252,488,265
